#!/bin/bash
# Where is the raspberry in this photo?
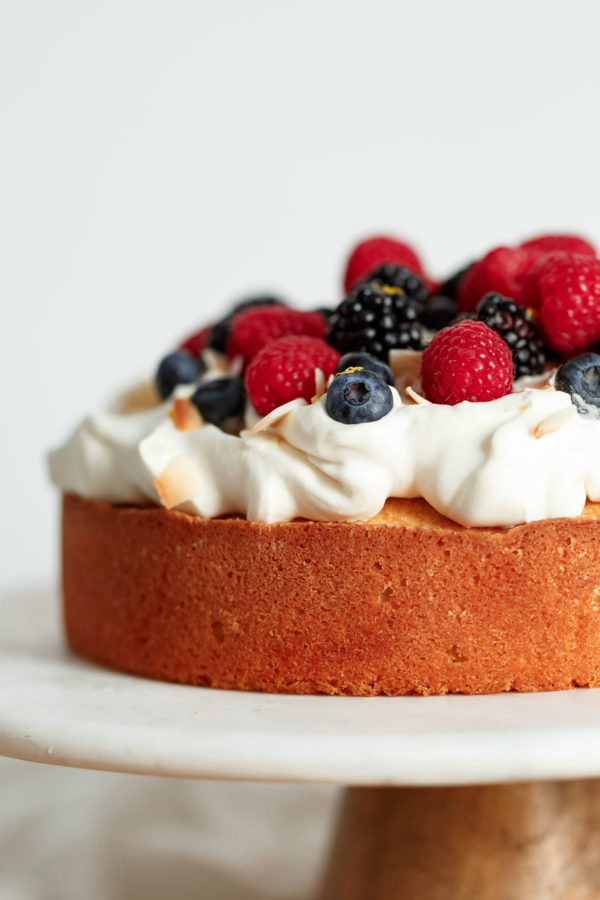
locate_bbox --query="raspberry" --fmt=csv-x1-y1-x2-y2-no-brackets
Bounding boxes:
523,253,600,354
520,233,596,259
179,325,212,357
246,336,340,417
209,296,285,353
343,236,425,293
421,320,514,405
227,306,327,365
458,246,536,312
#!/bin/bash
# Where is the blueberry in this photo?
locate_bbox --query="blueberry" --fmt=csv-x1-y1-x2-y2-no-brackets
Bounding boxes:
555,353,600,416
191,377,246,425
326,370,393,424
155,351,200,399
336,352,395,386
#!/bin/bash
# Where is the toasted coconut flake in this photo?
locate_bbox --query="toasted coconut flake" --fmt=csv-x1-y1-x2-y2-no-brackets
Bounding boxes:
153,457,203,509
311,367,328,404
532,405,577,439
405,385,431,405
170,397,204,432
247,398,307,435
513,368,558,392
112,380,161,413
389,349,423,381
314,367,325,396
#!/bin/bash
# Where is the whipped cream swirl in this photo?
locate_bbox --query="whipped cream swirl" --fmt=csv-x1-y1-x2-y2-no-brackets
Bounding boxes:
48,386,600,527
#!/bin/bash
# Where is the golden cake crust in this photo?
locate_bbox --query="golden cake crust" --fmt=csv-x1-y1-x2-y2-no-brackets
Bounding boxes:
62,493,600,695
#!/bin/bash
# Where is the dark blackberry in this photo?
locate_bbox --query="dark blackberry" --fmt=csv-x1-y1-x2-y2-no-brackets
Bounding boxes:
438,262,473,302
364,264,429,312
326,283,424,361
208,295,285,353
422,294,458,331
314,305,335,319
476,293,546,379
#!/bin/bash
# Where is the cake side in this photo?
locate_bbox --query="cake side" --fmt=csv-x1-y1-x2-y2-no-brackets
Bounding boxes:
62,493,600,696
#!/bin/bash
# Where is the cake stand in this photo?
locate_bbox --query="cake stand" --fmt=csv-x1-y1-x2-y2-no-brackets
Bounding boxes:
3,589,600,898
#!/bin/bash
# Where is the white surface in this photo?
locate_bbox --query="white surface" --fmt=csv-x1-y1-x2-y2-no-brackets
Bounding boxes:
5,588,600,786
4,0,600,588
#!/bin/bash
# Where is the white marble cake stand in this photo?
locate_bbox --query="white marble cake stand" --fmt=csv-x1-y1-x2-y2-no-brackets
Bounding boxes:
4,588,600,897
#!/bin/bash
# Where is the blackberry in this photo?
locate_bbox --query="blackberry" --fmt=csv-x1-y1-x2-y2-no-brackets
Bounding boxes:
438,261,473,302
422,294,458,331
209,295,285,353
476,293,546,379
326,283,424,361
364,263,429,312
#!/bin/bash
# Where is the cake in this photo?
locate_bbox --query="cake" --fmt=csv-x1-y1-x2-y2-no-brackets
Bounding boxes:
49,233,600,695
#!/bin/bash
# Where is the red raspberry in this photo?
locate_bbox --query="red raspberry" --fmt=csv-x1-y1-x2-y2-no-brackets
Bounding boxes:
343,235,425,293
523,253,600,354
520,233,596,259
178,324,211,357
227,306,326,365
421,320,513,405
246,336,340,417
458,246,536,311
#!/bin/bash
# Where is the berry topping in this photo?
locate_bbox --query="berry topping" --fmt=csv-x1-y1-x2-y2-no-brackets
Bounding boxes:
524,253,600,354
228,306,327,365
343,236,425,294
476,293,546,379
191,377,246,426
422,294,459,331
314,305,335,319
366,264,429,310
208,296,286,354
245,336,340,417
179,325,212,358
458,246,535,312
520,234,596,259
555,354,600,417
336,352,395,386
155,351,202,400
421,320,514,405
326,282,424,362
326,369,393,424
438,262,473,303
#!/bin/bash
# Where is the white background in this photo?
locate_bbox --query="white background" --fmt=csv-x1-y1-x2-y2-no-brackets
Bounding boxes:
2,1,600,896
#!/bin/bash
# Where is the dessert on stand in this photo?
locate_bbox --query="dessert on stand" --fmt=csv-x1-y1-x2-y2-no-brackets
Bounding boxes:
14,230,600,896
49,232,600,697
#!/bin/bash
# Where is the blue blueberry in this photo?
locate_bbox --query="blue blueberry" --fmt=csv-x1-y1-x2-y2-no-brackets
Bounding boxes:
155,351,201,399
555,353,600,416
326,370,393,424
191,377,246,426
336,352,395,386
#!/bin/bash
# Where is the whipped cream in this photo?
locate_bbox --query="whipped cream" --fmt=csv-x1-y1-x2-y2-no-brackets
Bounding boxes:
48,385,600,528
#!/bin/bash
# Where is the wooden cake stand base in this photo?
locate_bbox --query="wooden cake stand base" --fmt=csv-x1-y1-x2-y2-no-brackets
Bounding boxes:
319,781,600,899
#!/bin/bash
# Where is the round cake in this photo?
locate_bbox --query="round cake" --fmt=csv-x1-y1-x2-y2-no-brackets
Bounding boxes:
62,494,600,695
49,232,600,695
